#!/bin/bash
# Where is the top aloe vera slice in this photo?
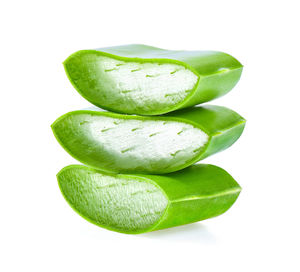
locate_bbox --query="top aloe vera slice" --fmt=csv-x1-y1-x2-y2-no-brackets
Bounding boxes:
51,105,246,174
57,164,241,234
64,44,243,115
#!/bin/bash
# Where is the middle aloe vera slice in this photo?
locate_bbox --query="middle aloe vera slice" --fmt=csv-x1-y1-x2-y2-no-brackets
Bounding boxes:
52,105,245,174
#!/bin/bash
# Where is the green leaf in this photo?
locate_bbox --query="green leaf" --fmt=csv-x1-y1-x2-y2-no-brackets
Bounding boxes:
64,44,242,115
57,164,241,234
51,105,245,174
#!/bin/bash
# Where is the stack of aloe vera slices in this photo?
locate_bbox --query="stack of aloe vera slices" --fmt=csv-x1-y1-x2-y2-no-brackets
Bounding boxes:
52,44,245,234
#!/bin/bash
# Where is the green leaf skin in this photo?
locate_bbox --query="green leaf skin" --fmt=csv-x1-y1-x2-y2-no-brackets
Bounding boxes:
64,44,243,115
51,105,246,174
57,164,241,234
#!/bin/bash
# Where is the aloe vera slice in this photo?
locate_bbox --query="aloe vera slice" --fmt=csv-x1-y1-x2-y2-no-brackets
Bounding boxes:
52,105,246,174
64,44,242,115
57,164,241,234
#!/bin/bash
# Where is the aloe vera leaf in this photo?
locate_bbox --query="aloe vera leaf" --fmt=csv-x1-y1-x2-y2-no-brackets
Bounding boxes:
57,164,241,234
51,105,246,174
64,44,242,115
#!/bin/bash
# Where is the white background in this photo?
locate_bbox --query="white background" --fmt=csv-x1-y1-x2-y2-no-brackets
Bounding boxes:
1,0,299,271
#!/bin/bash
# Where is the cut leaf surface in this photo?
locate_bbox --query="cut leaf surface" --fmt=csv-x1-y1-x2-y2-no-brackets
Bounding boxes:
64,44,243,115
57,164,241,234
52,105,246,174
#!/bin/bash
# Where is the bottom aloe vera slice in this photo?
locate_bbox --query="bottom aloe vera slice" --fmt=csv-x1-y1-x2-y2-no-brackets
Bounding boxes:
52,105,246,174
57,164,241,234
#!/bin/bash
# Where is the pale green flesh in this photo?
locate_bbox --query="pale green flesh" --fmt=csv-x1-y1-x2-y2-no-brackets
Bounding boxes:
59,168,168,232
63,114,208,172
73,55,198,113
